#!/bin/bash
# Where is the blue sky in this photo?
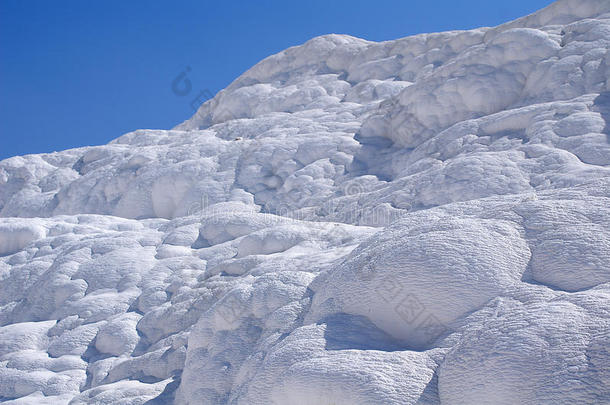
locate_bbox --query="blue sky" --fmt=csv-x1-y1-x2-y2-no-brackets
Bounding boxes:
0,0,554,160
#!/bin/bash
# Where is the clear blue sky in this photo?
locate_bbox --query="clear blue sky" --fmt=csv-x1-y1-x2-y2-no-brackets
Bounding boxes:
0,0,554,160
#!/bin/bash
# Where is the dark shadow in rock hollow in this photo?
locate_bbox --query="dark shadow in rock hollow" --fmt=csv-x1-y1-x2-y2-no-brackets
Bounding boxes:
322,312,404,352
593,91,610,143
143,374,182,405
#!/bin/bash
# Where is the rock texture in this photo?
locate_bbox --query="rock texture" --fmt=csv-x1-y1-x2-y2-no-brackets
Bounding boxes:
1,1,610,403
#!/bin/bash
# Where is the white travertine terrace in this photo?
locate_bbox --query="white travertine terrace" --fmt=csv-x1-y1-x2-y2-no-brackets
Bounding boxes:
1,1,610,403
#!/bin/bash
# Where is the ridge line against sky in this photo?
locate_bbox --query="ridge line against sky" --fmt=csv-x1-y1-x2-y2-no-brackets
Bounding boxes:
0,0,553,160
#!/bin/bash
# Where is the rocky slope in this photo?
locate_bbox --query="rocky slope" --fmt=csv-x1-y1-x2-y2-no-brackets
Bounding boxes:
1,0,610,403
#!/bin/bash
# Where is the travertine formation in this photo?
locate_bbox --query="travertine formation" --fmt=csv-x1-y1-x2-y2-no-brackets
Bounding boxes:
1,1,609,403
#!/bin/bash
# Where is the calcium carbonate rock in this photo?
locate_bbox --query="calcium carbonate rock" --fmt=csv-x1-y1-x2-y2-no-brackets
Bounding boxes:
1,0,610,403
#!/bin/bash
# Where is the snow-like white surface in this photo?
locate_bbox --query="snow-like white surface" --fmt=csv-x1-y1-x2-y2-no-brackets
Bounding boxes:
1,0,610,403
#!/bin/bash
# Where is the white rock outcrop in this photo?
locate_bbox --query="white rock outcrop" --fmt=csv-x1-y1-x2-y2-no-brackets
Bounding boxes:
1,1,610,403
